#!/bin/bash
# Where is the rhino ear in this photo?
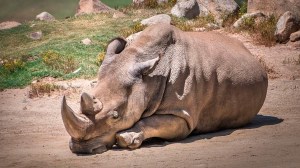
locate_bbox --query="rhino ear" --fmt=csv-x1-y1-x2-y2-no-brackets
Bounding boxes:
132,57,160,76
106,37,127,57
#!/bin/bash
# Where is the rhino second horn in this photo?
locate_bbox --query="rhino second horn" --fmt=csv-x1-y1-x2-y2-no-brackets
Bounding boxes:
81,92,102,115
81,92,94,114
61,96,92,139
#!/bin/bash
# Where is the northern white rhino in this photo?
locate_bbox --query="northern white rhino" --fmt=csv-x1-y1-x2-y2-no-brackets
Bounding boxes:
61,23,268,154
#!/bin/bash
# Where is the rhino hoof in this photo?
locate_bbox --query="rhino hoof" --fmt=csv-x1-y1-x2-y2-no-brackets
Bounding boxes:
116,131,144,149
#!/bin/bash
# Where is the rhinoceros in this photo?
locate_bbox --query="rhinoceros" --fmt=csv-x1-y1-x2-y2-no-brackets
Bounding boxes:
61,23,268,154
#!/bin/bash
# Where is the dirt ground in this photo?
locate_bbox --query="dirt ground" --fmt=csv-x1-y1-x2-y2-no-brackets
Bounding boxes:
0,33,300,168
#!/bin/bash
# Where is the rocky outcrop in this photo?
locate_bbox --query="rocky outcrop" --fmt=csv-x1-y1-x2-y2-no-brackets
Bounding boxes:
290,30,300,42
233,12,265,28
275,11,300,43
0,21,21,30
197,0,238,25
76,0,113,16
141,14,171,26
247,0,300,19
171,0,200,19
36,12,55,21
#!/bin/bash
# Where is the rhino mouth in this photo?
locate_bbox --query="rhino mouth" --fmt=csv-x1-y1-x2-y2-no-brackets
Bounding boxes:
69,138,108,154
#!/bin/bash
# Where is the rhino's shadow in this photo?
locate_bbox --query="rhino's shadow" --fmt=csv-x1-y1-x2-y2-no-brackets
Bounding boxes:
112,114,283,151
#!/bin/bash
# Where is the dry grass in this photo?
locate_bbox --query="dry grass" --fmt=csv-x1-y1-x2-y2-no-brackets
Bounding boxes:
171,14,216,31
283,54,300,65
121,22,147,38
29,82,60,98
234,15,278,47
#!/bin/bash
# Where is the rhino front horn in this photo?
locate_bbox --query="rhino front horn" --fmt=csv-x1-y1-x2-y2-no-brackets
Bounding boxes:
61,96,92,139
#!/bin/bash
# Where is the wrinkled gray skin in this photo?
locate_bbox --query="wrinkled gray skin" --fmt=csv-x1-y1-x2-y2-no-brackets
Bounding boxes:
61,23,268,154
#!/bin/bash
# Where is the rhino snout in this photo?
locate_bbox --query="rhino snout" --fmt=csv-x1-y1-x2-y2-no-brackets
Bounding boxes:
69,138,108,154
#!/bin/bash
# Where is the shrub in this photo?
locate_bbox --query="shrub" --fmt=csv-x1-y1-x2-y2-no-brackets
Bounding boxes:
41,50,78,73
238,15,277,46
171,14,216,31
29,82,60,98
95,52,106,66
238,1,247,18
253,15,277,46
2,58,25,73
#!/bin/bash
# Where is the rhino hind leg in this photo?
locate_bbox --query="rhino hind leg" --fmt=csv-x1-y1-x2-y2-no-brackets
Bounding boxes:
116,114,190,149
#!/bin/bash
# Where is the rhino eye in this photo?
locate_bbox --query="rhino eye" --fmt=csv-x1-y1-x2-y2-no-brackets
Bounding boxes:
112,111,119,119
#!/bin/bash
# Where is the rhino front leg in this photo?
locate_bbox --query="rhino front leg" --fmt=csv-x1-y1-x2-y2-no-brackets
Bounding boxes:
116,114,190,149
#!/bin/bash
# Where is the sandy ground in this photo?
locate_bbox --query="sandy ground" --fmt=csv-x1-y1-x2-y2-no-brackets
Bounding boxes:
0,33,300,168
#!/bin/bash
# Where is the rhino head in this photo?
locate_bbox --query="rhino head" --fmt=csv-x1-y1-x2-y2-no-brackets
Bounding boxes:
61,37,164,154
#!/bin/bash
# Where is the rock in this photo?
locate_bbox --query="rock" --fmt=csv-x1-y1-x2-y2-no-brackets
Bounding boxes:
28,31,42,40
141,14,171,26
126,31,142,46
197,0,239,25
193,27,206,32
76,0,113,16
171,0,200,19
198,3,209,17
247,0,300,19
81,38,92,45
290,30,300,42
206,23,219,30
36,12,55,21
275,11,300,43
233,12,265,28
157,0,168,4
0,21,21,30
113,12,126,18
133,0,144,5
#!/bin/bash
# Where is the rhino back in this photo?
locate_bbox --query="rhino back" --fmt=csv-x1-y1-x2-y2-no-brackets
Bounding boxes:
153,27,268,133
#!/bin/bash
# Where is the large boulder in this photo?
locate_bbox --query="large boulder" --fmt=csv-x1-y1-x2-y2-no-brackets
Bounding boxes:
275,11,300,43
141,14,171,26
247,0,300,19
76,0,113,16
197,0,239,25
36,12,55,21
171,0,200,19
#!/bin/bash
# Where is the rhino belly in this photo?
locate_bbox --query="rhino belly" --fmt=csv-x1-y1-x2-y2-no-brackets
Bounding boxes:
193,77,268,134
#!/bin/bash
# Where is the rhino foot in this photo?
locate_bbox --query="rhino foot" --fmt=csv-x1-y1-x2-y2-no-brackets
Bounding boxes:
116,131,144,149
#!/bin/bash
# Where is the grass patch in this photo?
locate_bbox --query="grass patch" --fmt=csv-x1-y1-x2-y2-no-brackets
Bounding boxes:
238,15,278,46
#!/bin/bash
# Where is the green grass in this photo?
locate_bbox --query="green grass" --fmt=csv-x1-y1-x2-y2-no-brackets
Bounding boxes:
0,13,136,89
